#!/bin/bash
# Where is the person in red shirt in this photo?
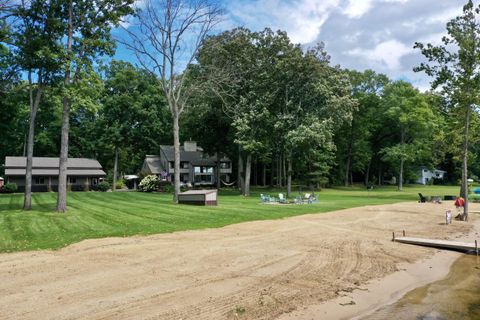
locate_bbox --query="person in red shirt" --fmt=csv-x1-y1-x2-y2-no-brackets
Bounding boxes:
454,196,465,218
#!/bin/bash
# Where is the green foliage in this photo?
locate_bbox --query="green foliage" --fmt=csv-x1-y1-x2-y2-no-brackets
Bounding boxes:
97,181,110,192
2,182,17,193
115,179,125,190
139,175,159,192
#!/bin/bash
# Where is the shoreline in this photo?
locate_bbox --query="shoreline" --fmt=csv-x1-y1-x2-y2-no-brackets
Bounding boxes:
278,217,480,320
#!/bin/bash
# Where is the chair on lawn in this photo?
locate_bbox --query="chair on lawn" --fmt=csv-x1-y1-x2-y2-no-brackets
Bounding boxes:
294,194,304,204
260,194,271,203
278,193,288,204
418,193,426,203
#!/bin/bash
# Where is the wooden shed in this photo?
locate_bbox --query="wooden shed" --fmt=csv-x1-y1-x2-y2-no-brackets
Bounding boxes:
178,189,218,206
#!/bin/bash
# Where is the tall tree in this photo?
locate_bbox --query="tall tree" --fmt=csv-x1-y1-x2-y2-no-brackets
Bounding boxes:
56,0,134,212
380,81,440,191
121,0,222,203
414,0,480,220
11,0,63,209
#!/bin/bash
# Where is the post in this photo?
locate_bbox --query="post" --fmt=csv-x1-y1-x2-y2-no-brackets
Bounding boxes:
392,232,395,242
403,230,405,237
476,240,478,256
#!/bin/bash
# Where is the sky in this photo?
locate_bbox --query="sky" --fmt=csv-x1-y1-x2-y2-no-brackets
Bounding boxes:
116,0,472,91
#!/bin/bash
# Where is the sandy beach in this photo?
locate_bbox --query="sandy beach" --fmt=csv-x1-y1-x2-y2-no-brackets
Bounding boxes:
0,201,477,320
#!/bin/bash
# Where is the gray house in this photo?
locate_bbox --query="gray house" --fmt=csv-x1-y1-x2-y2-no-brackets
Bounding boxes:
4,156,106,192
142,141,232,186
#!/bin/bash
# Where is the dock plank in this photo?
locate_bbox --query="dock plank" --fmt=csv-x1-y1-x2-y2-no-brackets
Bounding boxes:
395,237,477,251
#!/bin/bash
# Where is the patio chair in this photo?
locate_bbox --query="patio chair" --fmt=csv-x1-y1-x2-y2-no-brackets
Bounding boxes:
278,193,288,204
294,195,304,204
260,194,270,203
418,193,426,203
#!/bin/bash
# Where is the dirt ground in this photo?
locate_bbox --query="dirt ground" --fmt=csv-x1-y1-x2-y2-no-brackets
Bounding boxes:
0,202,477,320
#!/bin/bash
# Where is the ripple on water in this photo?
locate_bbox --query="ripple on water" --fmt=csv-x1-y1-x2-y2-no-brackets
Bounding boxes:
363,255,480,320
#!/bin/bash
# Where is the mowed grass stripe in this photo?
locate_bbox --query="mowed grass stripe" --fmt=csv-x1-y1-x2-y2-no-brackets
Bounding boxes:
0,185,463,253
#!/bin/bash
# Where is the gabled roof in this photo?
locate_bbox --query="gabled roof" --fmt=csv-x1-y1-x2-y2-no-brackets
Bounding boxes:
143,155,164,174
4,157,106,176
159,145,230,165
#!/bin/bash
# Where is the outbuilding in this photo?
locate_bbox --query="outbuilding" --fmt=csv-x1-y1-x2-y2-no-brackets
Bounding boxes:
4,156,106,192
178,189,218,206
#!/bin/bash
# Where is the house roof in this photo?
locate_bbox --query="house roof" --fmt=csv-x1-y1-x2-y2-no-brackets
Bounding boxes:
143,155,164,174
4,157,106,176
159,145,230,165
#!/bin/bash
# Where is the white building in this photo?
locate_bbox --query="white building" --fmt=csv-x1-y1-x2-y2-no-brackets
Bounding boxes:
416,167,446,185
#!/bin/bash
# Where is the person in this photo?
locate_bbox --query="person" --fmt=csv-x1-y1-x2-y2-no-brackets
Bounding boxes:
445,209,452,225
454,196,465,219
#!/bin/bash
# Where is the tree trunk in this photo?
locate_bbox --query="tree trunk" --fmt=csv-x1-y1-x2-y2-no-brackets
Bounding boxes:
398,127,405,191
56,96,70,213
23,72,43,211
282,154,287,187
461,103,471,221
238,146,244,194
287,156,292,198
270,158,274,187
262,163,266,186
277,156,281,187
253,159,258,186
112,146,119,192
398,158,404,191
364,158,371,186
56,0,73,213
173,111,180,203
244,154,252,196
216,153,221,189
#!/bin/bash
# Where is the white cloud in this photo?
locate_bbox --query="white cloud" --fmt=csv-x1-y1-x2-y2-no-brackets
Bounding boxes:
227,0,341,44
346,40,412,70
343,0,374,18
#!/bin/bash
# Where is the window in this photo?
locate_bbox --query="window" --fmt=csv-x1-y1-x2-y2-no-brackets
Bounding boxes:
219,162,231,169
194,175,213,184
194,166,213,173
180,173,189,182
68,177,77,184
92,178,98,185
180,162,189,169
169,161,174,169
34,177,45,185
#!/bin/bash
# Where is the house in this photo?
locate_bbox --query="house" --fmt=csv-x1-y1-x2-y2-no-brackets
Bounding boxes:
142,141,232,186
4,156,106,192
416,167,446,185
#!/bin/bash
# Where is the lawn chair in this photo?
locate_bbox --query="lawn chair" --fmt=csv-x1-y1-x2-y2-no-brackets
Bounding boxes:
260,194,270,203
418,193,426,203
309,193,319,203
294,195,304,204
278,193,288,204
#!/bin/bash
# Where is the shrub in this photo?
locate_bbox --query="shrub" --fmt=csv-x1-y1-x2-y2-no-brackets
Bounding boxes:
139,175,159,192
98,181,110,192
3,183,17,193
115,179,125,190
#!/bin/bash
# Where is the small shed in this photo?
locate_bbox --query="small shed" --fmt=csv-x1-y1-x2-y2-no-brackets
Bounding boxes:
178,189,218,206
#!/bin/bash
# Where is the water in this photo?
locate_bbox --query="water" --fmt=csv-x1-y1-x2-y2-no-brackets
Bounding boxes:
363,254,480,320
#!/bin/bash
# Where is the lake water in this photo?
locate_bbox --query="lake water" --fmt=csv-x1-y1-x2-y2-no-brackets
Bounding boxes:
362,254,480,320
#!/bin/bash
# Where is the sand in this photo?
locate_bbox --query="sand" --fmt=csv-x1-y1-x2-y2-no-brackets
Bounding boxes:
0,201,477,320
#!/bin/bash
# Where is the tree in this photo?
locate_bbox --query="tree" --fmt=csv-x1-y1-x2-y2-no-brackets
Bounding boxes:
10,0,63,209
336,70,389,186
414,0,480,220
56,0,134,212
98,60,169,188
380,81,440,191
121,0,222,203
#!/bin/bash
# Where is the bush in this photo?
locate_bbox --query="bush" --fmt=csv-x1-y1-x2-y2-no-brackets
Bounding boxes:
139,175,159,192
2,183,17,193
98,181,110,192
115,179,125,190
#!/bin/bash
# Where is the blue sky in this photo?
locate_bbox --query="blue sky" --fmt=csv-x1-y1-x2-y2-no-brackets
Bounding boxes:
115,0,472,91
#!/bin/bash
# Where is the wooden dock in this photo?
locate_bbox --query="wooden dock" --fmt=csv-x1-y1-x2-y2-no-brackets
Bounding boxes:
394,236,478,252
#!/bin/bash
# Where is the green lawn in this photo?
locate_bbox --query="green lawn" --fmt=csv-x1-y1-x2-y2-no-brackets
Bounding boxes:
0,185,461,253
